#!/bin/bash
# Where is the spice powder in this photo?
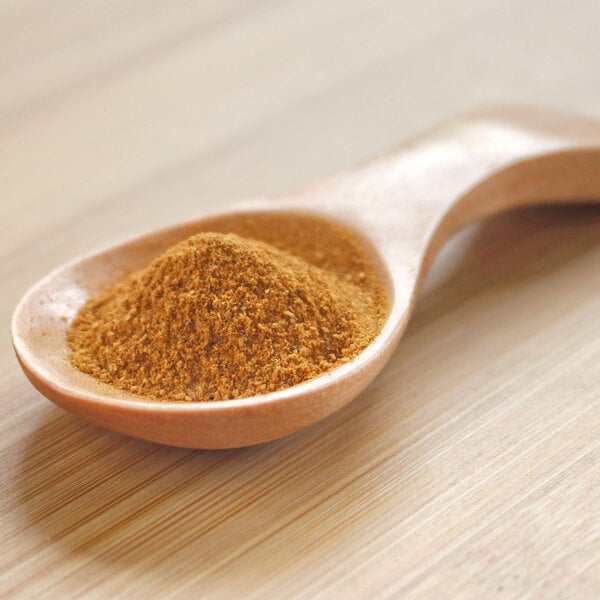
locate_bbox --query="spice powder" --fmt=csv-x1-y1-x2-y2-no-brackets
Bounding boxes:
68,214,389,402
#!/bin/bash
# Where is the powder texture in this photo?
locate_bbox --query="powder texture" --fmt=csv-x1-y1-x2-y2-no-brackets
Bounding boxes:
68,218,388,402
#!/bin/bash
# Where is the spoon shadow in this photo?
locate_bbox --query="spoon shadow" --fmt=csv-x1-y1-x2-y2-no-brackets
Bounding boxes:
13,204,600,586
416,203,600,322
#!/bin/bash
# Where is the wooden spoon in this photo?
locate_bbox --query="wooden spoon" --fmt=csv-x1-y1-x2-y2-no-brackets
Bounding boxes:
12,106,600,449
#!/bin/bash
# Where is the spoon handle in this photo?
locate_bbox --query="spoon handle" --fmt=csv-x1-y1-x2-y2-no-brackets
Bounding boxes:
425,106,600,253
300,105,600,272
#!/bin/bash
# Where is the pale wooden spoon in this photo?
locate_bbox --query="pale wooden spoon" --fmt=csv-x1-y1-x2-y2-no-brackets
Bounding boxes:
12,106,600,449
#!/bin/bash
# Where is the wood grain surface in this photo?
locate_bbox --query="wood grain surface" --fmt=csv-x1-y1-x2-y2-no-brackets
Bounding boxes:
1,1,599,598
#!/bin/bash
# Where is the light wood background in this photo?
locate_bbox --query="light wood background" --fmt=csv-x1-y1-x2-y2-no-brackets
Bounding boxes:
2,2,599,598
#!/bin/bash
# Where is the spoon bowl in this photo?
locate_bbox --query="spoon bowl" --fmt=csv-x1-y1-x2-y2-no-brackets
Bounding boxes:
12,210,398,448
12,106,600,448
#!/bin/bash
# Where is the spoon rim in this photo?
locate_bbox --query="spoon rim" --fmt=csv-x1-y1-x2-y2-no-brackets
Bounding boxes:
11,208,404,414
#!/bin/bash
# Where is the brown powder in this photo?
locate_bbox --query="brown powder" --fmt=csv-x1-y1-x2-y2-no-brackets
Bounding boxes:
68,215,388,402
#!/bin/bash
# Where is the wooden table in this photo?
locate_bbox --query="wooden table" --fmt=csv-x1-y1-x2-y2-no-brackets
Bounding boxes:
2,2,599,598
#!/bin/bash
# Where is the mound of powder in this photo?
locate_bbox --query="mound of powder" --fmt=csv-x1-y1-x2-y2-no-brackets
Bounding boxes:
68,231,388,401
